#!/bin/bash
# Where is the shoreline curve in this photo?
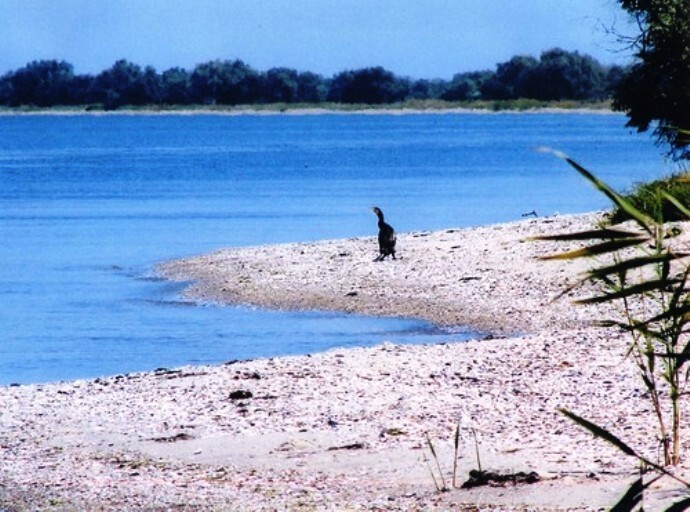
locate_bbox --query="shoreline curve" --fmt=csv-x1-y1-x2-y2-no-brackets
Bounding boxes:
4,212,688,510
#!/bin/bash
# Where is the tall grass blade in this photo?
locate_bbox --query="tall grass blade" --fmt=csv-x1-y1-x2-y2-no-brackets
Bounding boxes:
537,147,655,233
559,408,637,457
610,476,644,512
587,254,690,281
539,238,647,261
561,155,655,234
661,191,690,220
423,449,442,492
530,228,644,241
426,433,447,491
559,409,690,485
471,428,482,472
575,278,682,305
664,496,690,511
452,422,460,489
628,304,690,330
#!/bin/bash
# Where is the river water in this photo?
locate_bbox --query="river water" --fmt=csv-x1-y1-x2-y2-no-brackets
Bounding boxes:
0,112,670,384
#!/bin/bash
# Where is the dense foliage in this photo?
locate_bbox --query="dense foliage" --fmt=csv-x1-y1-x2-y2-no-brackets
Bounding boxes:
613,0,690,160
0,48,624,110
609,173,690,223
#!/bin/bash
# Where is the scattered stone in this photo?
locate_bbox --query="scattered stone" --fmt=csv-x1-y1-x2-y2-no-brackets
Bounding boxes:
229,390,253,400
327,442,365,451
380,427,407,437
461,470,541,489
151,433,194,443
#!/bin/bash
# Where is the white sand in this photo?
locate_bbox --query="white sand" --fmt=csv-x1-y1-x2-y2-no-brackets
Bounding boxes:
2,212,689,510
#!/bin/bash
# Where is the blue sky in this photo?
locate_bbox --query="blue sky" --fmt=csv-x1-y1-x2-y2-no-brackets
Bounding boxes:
1,0,636,79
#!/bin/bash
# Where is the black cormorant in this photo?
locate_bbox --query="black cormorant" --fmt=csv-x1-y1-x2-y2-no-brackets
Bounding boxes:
370,206,396,261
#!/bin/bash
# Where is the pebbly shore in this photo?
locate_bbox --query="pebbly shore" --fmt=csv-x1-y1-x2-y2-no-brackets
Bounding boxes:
2,212,689,511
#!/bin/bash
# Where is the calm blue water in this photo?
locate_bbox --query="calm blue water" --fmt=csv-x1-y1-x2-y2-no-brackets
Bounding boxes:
0,113,670,385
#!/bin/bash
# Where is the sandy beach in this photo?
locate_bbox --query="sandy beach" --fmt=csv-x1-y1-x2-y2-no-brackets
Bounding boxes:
0,104,616,118
2,211,689,511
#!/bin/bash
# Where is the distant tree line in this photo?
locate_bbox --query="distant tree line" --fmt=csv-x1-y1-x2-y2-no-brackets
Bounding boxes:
0,48,627,110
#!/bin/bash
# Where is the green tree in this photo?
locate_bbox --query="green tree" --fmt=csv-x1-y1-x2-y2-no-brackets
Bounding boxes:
328,67,408,104
0,72,12,105
443,71,492,101
408,78,447,100
295,71,327,103
261,67,300,103
613,0,690,160
160,67,190,105
190,59,260,105
481,55,538,100
529,48,608,100
142,65,162,104
5,60,77,106
326,70,354,102
88,59,150,109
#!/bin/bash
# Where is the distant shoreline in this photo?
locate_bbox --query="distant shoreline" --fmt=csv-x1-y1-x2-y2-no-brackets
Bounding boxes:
0,99,617,117
0,108,618,117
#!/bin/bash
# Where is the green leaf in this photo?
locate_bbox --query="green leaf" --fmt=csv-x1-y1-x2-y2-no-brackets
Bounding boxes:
631,304,690,331
559,409,690,487
537,147,655,234
594,320,663,342
640,373,656,394
586,253,690,281
426,432,438,459
651,352,690,365
539,238,647,261
610,476,643,512
575,278,682,304
530,228,645,242
664,496,690,512
561,155,655,234
661,191,690,220
559,408,638,457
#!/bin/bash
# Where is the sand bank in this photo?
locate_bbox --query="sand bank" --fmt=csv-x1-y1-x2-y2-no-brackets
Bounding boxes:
2,212,688,510
0,105,616,117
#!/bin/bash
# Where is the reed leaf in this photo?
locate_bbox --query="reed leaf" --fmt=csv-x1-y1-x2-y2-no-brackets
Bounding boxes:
559,409,689,486
530,228,644,242
678,339,690,361
612,303,690,332
559,408,638,457
539,238,647,261
651,353,690,365
452,422,460,489
471,428,482,472
609,476,644,512
549,278,591,303
423,449,442,492
559,153,655,234
661,191,690,220
426,433,447,491
575,278,682,304
594,320,665,342
586,253,690,281
664,497,690,512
